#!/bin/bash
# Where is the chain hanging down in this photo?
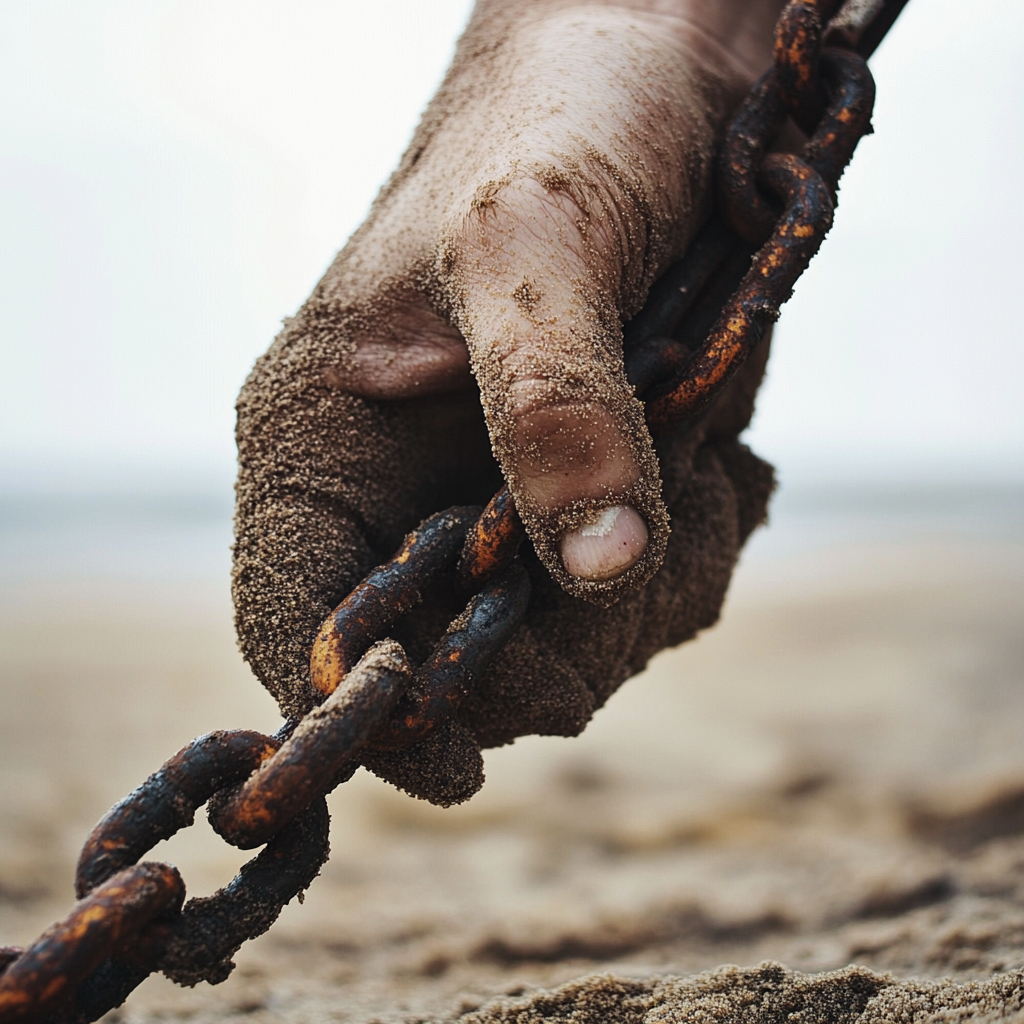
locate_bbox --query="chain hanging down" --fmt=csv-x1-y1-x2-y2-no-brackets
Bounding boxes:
0,1,906,1019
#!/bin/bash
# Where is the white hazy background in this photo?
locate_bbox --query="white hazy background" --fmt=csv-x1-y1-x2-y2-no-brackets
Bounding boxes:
0,0,1022,492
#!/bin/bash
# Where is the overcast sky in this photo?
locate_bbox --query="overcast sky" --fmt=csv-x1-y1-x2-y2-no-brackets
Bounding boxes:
1,0,1021,489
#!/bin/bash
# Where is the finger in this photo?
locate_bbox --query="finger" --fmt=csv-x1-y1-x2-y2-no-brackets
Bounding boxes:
341,296,474,400
440,175,669,604
233,320,493,719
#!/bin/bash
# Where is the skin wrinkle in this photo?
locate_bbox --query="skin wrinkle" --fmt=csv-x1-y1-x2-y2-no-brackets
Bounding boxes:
233,0,784,800
344,299,471,399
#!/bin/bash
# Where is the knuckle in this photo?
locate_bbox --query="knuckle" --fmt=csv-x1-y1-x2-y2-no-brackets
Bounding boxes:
443,163,636,285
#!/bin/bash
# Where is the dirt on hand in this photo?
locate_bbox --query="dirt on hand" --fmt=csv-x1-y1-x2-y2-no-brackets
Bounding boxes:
232,3,777,806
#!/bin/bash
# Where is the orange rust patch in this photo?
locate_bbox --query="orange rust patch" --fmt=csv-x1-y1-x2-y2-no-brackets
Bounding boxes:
310,626,343,696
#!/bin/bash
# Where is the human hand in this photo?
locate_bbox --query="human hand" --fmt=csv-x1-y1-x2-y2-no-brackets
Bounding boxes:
233,0,783,803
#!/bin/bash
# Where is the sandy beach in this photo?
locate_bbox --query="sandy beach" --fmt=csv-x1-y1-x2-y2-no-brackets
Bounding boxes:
2,481,1024,1021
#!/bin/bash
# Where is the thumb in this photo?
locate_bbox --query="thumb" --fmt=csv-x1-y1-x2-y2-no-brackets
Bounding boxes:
439,173,670,604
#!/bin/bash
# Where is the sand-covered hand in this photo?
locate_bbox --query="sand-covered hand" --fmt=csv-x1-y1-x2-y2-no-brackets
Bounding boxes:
233,0,783,803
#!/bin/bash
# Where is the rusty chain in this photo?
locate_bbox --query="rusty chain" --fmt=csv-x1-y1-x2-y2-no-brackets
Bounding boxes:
0,1,907,1018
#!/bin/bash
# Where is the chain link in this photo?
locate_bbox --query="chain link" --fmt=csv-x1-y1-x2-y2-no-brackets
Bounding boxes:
0,2,907,1018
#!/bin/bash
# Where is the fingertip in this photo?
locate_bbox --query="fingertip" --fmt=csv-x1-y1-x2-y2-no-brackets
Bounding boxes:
560,505,649,581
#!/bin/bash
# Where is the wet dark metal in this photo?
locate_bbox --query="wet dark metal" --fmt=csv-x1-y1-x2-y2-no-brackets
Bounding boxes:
1,0,909,1018
209,643,411,850
717,69,790,245
774,0,843,133
63,798,331,1023
455,486,526,591
369,563,532,751
76,731,280,898
646,0,902,410
624,217,738,349
144,797,330,985
0,864,183,1022
647,155,835,430
623,216,744,398
625,334,694,397
309,506,480,699
646,25,876,430
801,48,876,192
215,509,530,848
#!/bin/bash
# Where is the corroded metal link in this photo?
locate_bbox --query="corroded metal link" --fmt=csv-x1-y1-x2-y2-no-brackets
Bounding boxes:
0,864,183,1023
721,19,875,245
668,243,759,366
718,70,790,245
646,155,834,431
626,333,695,398
623,221,760,402
57,735,326,1019
661,40,874,430
147,797,330,985
64,799,331,1023
623,217,738,351
210,531,530,846
455,486,526,591
76,731,280,898
687,43,875,433
369,562,532,751
309,506,480,699
802,48,876,192
208,641,411,850
639,9,879,401
774,0,844,133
